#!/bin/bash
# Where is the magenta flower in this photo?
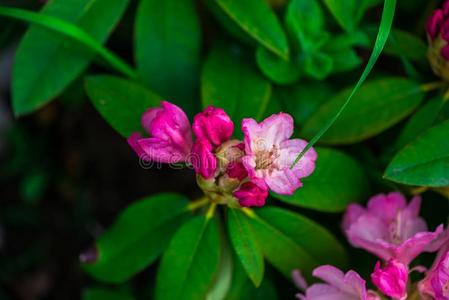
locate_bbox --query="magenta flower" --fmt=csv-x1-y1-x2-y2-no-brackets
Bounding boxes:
127,101,193,163
233,179,268,207
191,139,217,179
192,106,234,147
343,192,444,264
419,242,449,299
295,265,380,300
241,113,317,195
427,0,449,59
226,161,248,181
371,260,408,300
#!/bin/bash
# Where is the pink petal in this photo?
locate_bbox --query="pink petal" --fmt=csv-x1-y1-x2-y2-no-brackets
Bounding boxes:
192,106,234,147
427,9,444,39
127,132,146,159
367,192,407,221
342,204,366,232
278,139,317,178
265,168,302,195
141,107,162,134
137,137,187,163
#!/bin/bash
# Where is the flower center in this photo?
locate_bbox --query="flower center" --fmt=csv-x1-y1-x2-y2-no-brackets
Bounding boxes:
255,145,279,170
389,212,403,245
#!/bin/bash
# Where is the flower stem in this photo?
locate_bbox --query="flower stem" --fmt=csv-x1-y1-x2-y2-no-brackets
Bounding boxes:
187,197,209,211
241,207,256,218
420,81,446,92
206,203,217,219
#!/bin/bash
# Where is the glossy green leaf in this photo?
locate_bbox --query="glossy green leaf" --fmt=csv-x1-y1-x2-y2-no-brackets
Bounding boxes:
323,0,379,32
273,148,369,212
83,288,135,300
207,238,233,300
213,0,289,59
228,208,264,287
155,215,221,300
135,0,200,116
395,95,445,150
250,207,347,277
301,77,424,145
225,254,278,300
10,0,129,116
276,82,334,126
256,46,301,85
385,119,449,187
83,193,189,283
84,75,161,137
202,45,271,124
303,52,333,79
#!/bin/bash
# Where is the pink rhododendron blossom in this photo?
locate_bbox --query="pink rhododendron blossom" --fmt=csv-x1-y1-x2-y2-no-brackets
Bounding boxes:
127,101,193,163
343,192,444,264
295,265,380,300
192,106,234,147
226,161,247,181
427,0,449,59
419,241,449,300
241,113,317,195
233,179,268,207
371,260,408,300
191,139,217,179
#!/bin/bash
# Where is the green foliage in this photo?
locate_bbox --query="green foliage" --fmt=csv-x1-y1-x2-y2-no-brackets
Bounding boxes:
11,0,129,116
84,75,160,137
83,193,190,283
213,0,289,59
249,207,347,278
135,0,201,116
155,215,221,300
385,119,449,187
83,287,135,300
201,44,271,124
227,208,264,287
273,147,369,212
302,77,425,144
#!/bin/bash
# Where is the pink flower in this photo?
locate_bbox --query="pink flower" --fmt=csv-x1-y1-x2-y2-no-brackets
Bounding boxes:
191,139,217,179
192,106,234,147
295,265,380,300
233,179,268,207
419,241,449,300
343,192,444,264
371,260,408,300
127,101,193,163
241,113,317,195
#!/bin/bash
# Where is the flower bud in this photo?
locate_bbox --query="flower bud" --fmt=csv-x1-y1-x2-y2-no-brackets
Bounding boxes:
128,101,193,163
193,106,234,147
371,260,408,300
233,179,268,207
427,1,449,81
226,161,248,181
191,139,217,179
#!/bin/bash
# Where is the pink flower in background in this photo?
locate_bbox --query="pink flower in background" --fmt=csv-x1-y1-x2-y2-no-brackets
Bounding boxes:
426,0,449,59
192,106,234,147
241,113,317,195
295,265,380,300
191,139,217,179
419,242,449,300
343,192,444,264
233,179,268,207
127,101,193,163
371,260,408,300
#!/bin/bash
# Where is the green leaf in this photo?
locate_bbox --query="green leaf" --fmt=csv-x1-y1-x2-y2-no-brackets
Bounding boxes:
155,215,221,300
225,254,278,300
322,0,357,32
84,75,161,137
201,45,272,125
273,147,369,212
256,46,301,85
385,119,449,187
303,51,333,80
249,207,347,277
83,287,135,300
207,238,233,300
9,0,130,116
227,208,264,287
301,77,424,145
395,94,445,150
213,0,289,59
135,0,201,116
83,193,190,283
276,82,334,126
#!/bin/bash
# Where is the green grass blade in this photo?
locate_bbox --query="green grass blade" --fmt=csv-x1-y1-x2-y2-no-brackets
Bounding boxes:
291,0,396,167
0,6,137,79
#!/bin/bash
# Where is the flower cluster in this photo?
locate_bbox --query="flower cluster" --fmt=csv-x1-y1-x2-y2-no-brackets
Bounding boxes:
127,101,317,207
294,192,448,300
427,0,449,81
